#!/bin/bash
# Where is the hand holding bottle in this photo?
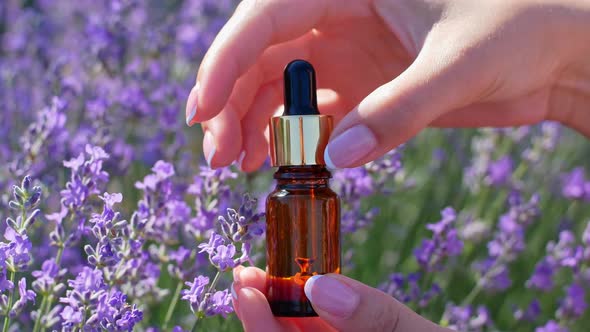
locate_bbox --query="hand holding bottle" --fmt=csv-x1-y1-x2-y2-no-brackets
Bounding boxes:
186,0,590,330
186,0,590,171
231,266,451,332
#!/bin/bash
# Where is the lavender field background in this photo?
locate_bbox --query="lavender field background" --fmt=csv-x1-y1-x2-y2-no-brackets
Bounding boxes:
1,1,590,331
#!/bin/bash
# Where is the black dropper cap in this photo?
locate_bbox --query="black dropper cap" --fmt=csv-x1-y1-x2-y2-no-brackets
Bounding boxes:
283,60,319,116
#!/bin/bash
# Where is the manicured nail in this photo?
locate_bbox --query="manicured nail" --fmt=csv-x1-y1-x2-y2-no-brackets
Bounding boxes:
186,82,199,126
237,151,246,171
231,282,238,300
203,131,216,167
324,124,377,168
233,265,244,284
304,275,360,318
186,107,197,127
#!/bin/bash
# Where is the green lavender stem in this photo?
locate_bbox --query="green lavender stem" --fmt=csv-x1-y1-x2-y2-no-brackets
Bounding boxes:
32,245,64,332
163,282,184,330
3,204,29,332
2,271,16,332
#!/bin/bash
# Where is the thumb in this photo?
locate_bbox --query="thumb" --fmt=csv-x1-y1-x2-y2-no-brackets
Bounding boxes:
324,44,472,169
304,274,449,332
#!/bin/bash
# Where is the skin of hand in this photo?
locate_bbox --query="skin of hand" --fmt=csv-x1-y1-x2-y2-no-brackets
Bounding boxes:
186,0,590,171
231,266,452,332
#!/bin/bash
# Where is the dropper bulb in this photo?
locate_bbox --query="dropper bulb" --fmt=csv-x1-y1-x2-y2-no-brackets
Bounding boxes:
283,60,319,116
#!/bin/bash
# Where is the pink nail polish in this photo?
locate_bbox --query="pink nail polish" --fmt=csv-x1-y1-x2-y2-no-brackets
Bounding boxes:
237,151,246,170
324,125,377,168
186,82,199,126
203,131,216,167
304,275,359,318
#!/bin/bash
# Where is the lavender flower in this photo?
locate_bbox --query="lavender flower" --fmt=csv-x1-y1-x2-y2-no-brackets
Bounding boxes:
181,276,210,307
514,300,542,322
475,193,540,291
561,168,586,200
380,272,441,308
536,321,568,332
10,278,36,318
60,267,142,331
441,304,492,332
485,155,513,186
556,283,587,320
414,207,463,271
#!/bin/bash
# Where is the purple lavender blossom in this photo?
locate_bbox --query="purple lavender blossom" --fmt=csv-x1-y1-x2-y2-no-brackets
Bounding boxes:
561,168,586,200
475,193,540,291
414,207,463,271
203,289,233,317
527,258,557,291
556,283,588,320
32,259,66,295
210,244,237,271
10,278,36,318
181,276,210,310
442,304,492,332
536,320,568,332
198,233,225,255
514,299,542,322
60,267,142,331
380,272,441,308
485,155,513,186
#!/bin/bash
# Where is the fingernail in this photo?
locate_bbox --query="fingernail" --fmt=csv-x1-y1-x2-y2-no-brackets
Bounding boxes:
233,265,244,284
203,131,216,167
186,107,197,127
324,124,377,168
304,275,360,318
186,82,200,126
231,282,241,319
237,151,246,171
231,282,238,300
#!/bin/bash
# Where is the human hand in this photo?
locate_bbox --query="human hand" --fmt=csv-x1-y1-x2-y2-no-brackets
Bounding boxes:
231,266,450,332
186,0,590,170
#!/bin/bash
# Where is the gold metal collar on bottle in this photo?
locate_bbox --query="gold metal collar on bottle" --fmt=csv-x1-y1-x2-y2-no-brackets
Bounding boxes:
269,115,333,167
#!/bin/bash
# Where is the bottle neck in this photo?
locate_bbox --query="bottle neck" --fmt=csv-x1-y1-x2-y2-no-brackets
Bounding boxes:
274,165,331,188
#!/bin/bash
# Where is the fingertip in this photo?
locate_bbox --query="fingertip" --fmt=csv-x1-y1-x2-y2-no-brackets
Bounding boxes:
231,282,241,319
204,108,243,168
240,132,270,172
233,265,245,284
238,266,267,294
303,275,322,303
323,147,336,170
202,131,216,167
237,287,283,332
185,82,200,126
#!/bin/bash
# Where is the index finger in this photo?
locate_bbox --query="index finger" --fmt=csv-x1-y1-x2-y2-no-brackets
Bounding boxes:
191,0,344,123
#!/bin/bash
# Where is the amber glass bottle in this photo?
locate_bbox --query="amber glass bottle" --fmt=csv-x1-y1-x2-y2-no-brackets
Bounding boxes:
266,60,341,317
266,166,340,316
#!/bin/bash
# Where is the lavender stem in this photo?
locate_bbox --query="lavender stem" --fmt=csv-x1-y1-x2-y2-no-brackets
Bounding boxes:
163,281,184,330
33,246,64,332
2,271,16,332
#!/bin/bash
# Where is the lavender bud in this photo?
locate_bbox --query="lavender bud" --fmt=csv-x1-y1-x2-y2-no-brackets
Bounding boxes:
6,218,19,232
23,209,41,228
22,176,32,190
8,201,20,210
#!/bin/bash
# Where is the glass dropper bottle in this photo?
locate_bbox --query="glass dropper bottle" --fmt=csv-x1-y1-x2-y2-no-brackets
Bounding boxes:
266,59,341,317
